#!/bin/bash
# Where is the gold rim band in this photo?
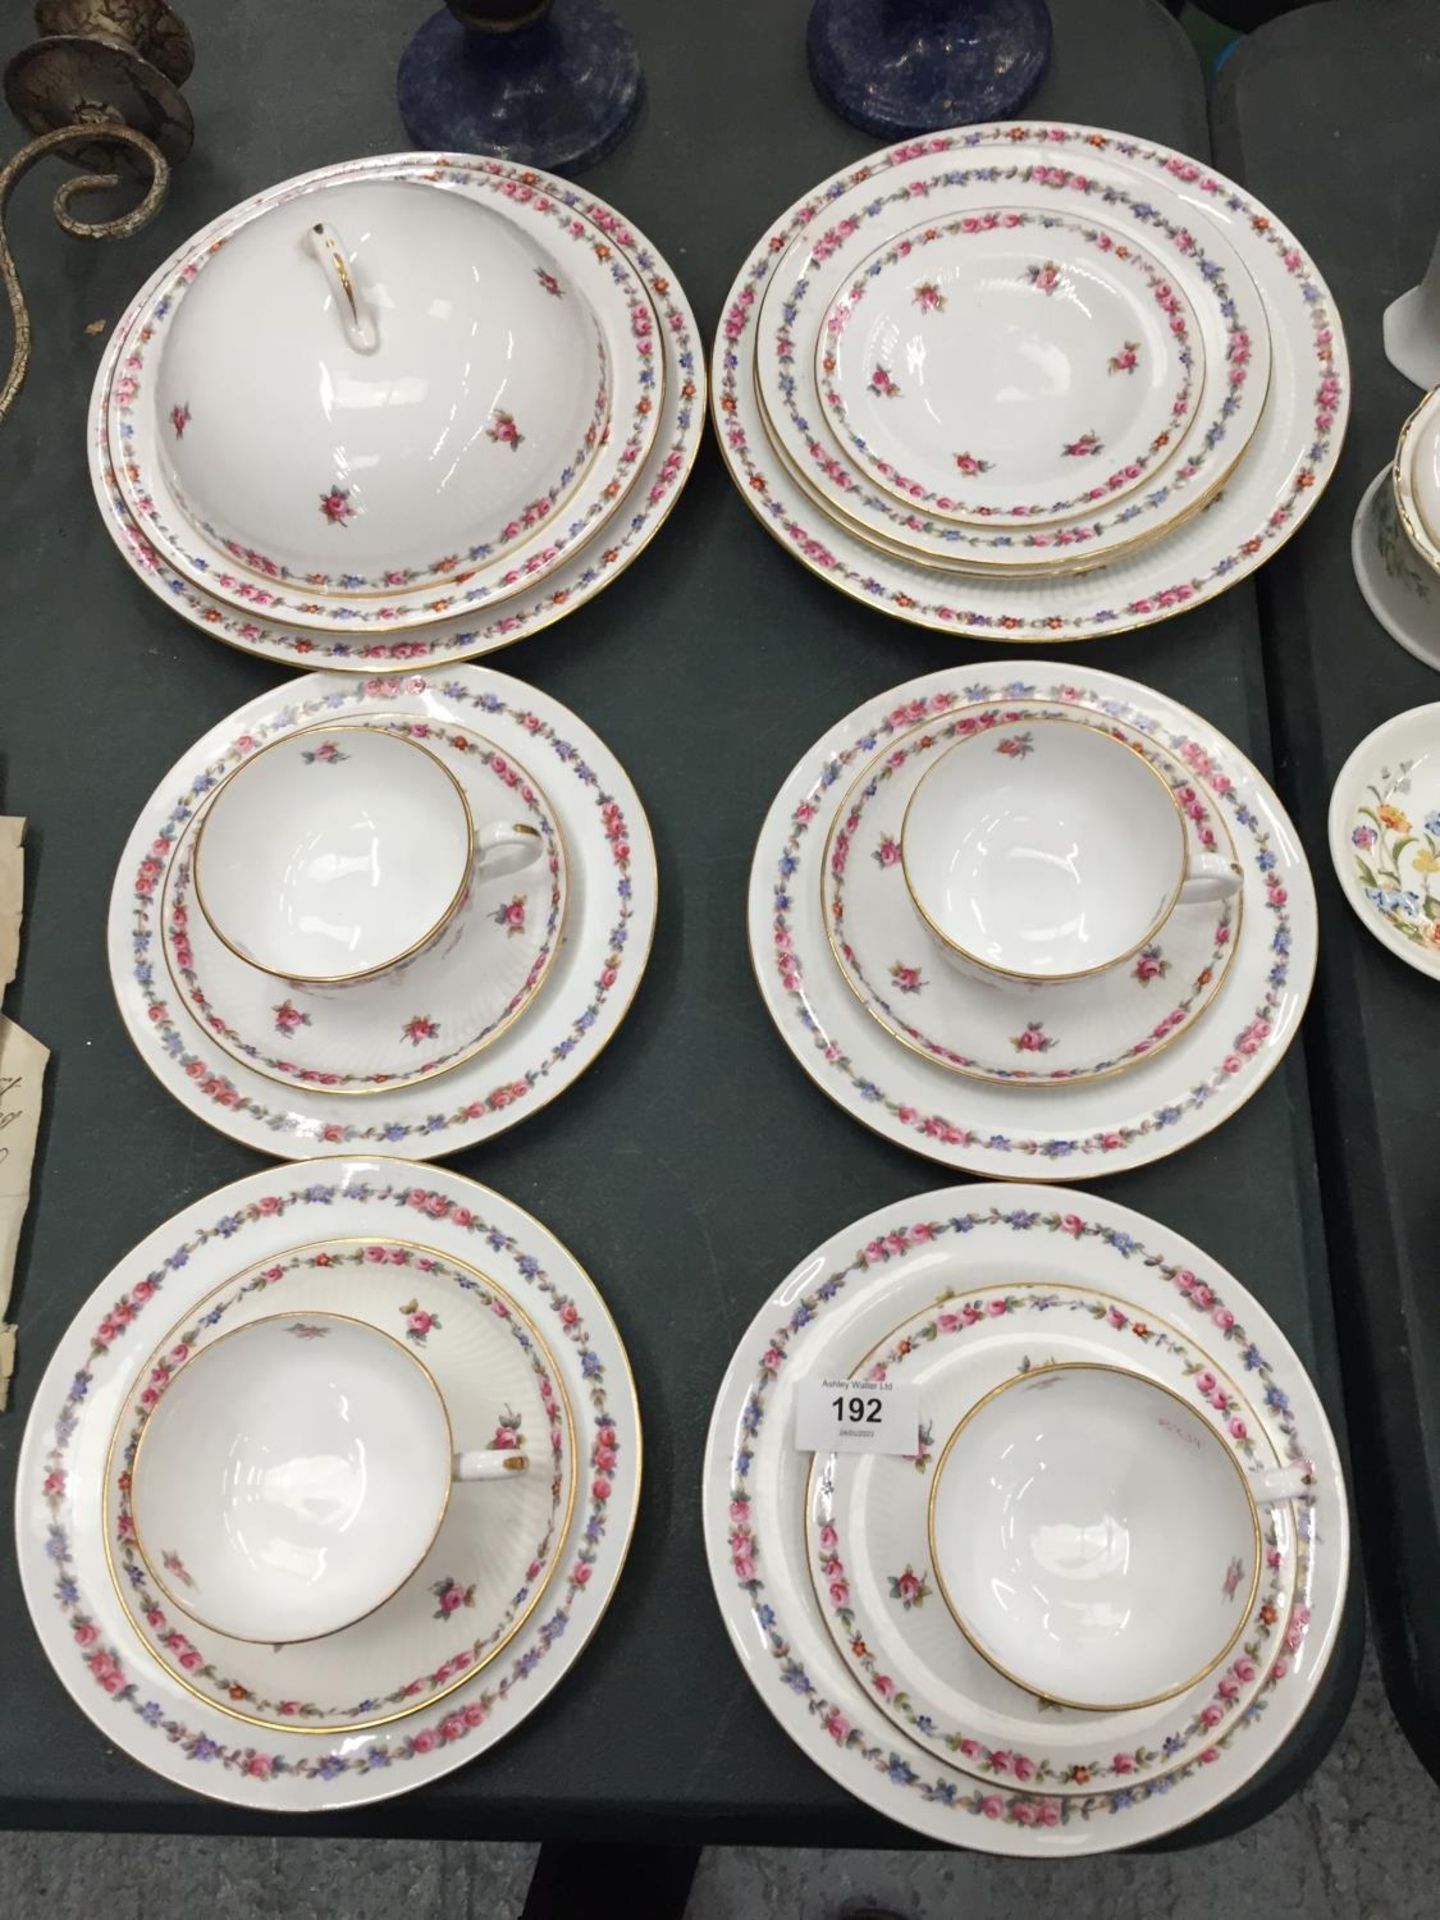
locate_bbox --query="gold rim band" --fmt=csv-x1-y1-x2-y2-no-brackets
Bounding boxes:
924,1359,1263,1714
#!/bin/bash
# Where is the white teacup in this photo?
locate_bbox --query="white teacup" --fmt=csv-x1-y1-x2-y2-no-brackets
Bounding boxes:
130,1312,528,1644
901,717,1242,985
194,724,542,987
928,1362,1311,1712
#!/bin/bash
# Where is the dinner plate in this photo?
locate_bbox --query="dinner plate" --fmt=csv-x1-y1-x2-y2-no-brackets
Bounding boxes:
90,152,703,672
110,167,664,633
751,661,1313,1177
17,1158,640,1810
715,122,1344,637
822,704,1240,1085
1327,701,1440,979
162,727,566,1095
702,1182,1346,1854
105,1239,574,1734
816,207,1204,528
808,1284,1298,1783
110,666,656,1158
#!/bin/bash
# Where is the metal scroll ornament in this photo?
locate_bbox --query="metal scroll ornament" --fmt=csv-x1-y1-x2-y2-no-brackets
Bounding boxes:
0,0,195,426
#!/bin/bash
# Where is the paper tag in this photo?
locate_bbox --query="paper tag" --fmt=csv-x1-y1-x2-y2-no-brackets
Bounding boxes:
794,1377,922,1455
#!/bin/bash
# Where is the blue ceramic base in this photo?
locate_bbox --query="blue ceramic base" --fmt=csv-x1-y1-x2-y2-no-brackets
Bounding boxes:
397,0,643,176
807,0,1052,138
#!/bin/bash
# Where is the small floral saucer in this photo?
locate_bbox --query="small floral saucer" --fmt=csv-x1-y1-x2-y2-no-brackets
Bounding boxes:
104,1237,574,1734
1327,701,1440,978
808,1282,1299,1786
162,724,567,1095
110,666,655,1159
822,705,1239,1086
1350,466,1440,673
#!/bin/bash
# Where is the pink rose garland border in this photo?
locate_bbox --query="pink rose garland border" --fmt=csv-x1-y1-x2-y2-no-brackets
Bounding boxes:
824,705,1238,1086
43,1174,626,1784
716,124,1341,633
130,676,640,1147
100,155,698,666
813,1286,1298,1790
772,677,1290,1163
108,1240,570,1726
163,725,566,1092
726,1202,1319,1833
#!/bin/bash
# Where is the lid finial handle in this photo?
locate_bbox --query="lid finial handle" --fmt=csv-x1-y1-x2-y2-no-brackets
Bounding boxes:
307,221,379,355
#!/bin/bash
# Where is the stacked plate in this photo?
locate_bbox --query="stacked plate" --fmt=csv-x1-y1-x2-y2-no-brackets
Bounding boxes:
713,122,1347,639
108,664,657,1160
749,659,1316,1179
703,1182,1348,1855
90,152,703,673
15,1159,640,1810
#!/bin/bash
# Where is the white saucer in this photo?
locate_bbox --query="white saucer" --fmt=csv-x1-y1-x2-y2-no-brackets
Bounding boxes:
1327,701,1440,978
110,667,656,1158
163,726,567,1094
16,1159,640,1811
1351,465,1440,672
751,661,1315,1177
89,153,703,672
817,207,1203,528
715,122,1343,638
107,1238,574,1732
808,1282,1299,1783
823,705,1239,1085
702,1182,1347,1855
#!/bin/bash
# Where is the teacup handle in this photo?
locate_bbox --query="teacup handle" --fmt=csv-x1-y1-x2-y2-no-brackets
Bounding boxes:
307,221,379,354
454,1448,528,1481
1250,1460,1314,1504
475,822,544,871
1178,852,1244,906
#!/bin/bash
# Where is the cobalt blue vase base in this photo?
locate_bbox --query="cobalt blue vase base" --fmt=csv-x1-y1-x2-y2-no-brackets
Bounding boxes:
397,0,643,177
807,0,1053,139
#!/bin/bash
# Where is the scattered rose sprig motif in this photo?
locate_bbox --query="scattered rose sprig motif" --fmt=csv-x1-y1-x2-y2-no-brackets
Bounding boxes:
486,409,524,452
1011,1022,1056,1055
399,1298,441,1345
886,1564,932,1610
319,487,356,527
431,1576,477,1621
